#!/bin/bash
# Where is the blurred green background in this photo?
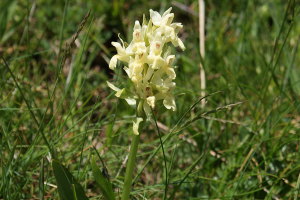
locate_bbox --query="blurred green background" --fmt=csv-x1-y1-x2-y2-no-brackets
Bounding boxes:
1,0,299,199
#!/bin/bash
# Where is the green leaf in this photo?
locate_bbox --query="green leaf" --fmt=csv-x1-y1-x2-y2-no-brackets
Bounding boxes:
91,156,115,200
52,160,88,200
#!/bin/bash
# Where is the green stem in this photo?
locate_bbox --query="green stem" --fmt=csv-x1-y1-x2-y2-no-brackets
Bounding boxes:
121,101,144,200
121,134,140,200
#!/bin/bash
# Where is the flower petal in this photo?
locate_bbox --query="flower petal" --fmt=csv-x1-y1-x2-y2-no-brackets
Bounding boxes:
163,96,176,111
109,55,118,70
165,67,176,79
133,21,142,41
177,38,185,51
112,42,126,55
150,9,162,26
133,117,143,135
106,81,120,92
146,96,155,108
166,55,175,65
125,98,136,106
162,7,172,17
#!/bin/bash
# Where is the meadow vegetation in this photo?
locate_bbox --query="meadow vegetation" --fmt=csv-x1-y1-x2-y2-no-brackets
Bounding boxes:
1,0,299,199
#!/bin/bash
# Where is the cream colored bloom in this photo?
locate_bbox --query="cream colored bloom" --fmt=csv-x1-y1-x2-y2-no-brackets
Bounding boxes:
108,7,185,134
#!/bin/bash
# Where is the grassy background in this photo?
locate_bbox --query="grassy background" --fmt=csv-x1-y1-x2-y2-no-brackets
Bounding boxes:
1,0,300,199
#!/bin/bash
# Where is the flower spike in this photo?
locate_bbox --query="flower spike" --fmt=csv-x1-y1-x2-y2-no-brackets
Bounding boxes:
108,7,185,134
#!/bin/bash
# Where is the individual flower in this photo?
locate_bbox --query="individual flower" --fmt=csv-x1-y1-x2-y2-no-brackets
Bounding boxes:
108,7,185,135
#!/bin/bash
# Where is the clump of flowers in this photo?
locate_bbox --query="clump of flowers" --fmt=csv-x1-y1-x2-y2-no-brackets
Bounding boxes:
108,7,185,135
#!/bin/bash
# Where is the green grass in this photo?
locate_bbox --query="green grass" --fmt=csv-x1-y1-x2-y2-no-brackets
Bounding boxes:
1,0,300,199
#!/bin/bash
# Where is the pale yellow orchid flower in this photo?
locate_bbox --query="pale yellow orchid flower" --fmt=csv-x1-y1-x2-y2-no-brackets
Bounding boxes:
108,7,185,135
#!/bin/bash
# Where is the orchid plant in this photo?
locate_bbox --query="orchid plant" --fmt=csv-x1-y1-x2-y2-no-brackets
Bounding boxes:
108,8,185,199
